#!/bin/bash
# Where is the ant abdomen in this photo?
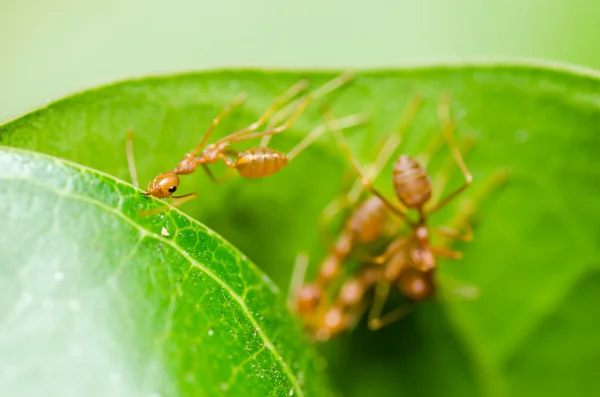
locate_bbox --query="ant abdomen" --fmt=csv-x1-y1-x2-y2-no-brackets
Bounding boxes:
393,155,432,209
346,196,388,244
235,147,289,178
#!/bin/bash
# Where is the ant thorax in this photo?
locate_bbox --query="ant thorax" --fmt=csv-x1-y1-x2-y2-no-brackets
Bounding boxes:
201,143,226,163
174,153,198,175
410,226,435,271
415,225,429,246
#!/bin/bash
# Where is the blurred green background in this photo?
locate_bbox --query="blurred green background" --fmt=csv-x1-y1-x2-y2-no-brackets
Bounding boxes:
3,1,600,396
2,0,600,122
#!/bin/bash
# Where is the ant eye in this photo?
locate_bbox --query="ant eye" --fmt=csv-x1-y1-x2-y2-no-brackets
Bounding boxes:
168,186,177,194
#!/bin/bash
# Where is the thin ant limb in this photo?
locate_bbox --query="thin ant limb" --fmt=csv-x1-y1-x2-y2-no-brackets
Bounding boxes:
347,95,423,206
260,72,354,147
361,237,408,266
436,273,480,301
138,192,199,216
190,93,248,156
288,252,310,310
213,80,309,146
428,136,477,207
433,169,510,247
429,245,462,259
324,108,415,227
428,93,473,215
287,113,368,161
201,164,218,183
125,129,139,189
366,282,409,330
431,225,473,241
455,169,511,224
227,97,312,144
316,95,422,247
368,302,413,330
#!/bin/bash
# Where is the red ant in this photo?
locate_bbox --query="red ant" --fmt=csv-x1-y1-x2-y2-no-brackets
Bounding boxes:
291,94,508,340
126,73,357,206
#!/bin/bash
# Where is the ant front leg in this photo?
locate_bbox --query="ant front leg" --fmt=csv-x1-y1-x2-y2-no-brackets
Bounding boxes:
125,129,140,189
428,93,473,215
136,192,199,217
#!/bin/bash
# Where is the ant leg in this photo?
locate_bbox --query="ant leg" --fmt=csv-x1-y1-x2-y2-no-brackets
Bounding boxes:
317,95,422,245
201,164,218,183
287,113,367,161
437,273,480,302
287,252,310,310
228,96,312,144
429,245,462,260
201,149,238,183
431,224,473,242
260,72,354,147
361,237,408,265
348,94,423,203
190,93,248,156
367,282,389,329
368,282,412,330
318,194,348,248
215,80,309,146
428,94,473,215
216,153,237,168
138,192,198,216
437,169,510,244
369,303,413,330
201,164,234,184
429,136,477,207
323,108,414,226
125,129,139,188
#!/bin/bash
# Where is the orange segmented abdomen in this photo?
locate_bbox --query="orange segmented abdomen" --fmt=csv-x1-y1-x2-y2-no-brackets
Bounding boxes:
346,196,388,244
393,155,431,209
235,147,289,178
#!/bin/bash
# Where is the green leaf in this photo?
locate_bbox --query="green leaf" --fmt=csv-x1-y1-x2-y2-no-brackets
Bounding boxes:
2,63,599,397
0,148,329,397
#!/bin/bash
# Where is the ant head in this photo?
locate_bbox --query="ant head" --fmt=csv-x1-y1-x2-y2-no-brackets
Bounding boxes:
145,172,180,198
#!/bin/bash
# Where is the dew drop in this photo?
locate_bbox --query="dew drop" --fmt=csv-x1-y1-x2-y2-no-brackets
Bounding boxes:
161,227,170,237
289,389,294,396
207,329,214,336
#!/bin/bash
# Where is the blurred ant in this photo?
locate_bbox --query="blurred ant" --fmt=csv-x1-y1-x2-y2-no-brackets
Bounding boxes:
289,95,423,338
126,73,355,206
292,94,508,340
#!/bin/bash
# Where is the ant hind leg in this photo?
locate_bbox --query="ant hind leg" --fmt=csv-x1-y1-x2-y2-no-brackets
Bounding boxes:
367,282,413,330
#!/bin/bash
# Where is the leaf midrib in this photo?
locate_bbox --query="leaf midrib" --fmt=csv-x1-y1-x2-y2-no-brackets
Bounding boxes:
0,154,303,397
